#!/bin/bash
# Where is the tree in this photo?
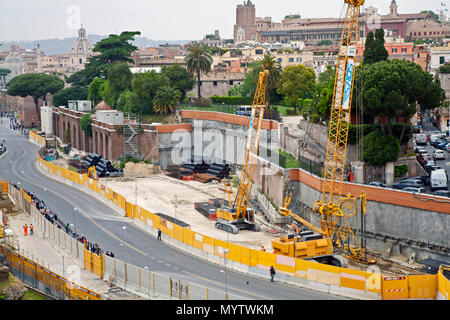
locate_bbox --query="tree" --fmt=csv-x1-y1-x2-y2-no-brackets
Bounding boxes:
132,70,170,114
363,29,388,65
184,42,213,98
67,31,141,87
420,10,440,23
0,68,11,88
250,53,282,108
363,31,375,64
161,64,195,99
7,73,64,123
88,78,107,106
103,63,132,108
79,113,93,137
353,59,445,144
117,89,142,115
317,40,333,46
153,86,181,115
360,130,400,166
277,64,316,114
52,87,88,107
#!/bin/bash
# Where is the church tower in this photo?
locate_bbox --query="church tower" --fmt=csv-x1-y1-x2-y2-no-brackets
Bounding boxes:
389,0,398,16
234,1,257,43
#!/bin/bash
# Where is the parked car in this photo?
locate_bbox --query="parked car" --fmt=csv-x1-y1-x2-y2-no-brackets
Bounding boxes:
368,181,388,188
235,106,252,116
432,190,450,197
402,187,426,193
414,146,427,154
433,150,445,160
401,178,425,186
409,176,430,186
419,153,431,165
436,140,449,150
424,160,436,171
446,144,450,152
415,133,427,145
393,180,425,190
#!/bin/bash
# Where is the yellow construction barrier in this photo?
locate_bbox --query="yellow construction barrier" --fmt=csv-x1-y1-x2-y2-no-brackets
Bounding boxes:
38,152,450,299
438,265,450,300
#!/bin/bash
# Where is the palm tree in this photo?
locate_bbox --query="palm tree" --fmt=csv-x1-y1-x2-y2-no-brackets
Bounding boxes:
153,86,182,115
184,42,213,99
251,53,282,108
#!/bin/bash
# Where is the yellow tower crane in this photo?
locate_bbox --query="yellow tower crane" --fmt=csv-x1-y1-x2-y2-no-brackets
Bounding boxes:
215,70,269,234
272,0,375,265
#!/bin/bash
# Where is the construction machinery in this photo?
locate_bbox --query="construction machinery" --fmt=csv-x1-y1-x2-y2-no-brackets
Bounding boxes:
272,0,375,265
215,70,269,234
87,166,98,180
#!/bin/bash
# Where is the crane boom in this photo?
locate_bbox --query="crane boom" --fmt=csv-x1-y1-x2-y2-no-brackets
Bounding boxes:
216,70,269,234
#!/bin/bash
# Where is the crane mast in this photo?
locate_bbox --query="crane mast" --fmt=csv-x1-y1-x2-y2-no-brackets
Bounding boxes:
314,0,364,238
216,70,269,234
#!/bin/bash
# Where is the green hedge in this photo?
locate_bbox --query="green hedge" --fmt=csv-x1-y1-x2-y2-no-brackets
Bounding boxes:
210,96,252,105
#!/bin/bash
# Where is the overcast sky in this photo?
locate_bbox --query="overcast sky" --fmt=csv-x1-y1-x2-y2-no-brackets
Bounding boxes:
0,0,447,42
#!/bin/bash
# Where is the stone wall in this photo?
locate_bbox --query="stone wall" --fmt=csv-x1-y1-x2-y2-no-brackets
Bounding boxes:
288,168,450,263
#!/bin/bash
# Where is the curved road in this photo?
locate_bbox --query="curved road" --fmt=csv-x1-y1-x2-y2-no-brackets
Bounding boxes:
0,123,346,300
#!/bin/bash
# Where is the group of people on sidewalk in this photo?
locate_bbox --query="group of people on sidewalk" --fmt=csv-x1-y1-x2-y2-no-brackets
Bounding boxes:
22,223,34,236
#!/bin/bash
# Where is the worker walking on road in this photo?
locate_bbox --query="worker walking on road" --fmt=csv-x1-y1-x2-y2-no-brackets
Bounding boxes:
30,224,34,235
270,266,276,282
157,229,162,241
23,224,28,236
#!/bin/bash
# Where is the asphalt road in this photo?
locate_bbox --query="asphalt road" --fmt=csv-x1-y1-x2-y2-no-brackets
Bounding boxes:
0,123,346,300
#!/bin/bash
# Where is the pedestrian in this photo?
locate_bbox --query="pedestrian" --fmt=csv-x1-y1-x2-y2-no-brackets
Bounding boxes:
261,245,266,252
23,224,28,236
157,229,162,241
270,266,276,282
110,252,114,258
30,224,34,235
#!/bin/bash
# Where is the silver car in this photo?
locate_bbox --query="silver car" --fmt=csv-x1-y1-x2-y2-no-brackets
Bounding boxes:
402,187,425,193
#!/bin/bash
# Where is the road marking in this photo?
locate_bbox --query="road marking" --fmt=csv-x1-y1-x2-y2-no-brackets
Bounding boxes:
181,270,273,300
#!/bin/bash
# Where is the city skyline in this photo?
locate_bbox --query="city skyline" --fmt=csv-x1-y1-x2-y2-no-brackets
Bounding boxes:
0,0,448,42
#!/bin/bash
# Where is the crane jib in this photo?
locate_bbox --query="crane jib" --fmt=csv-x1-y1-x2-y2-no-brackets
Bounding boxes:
246,107,257,151
342,58,354,111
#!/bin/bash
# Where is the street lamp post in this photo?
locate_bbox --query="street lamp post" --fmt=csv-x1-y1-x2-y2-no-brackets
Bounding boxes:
73,208,78,235
224,248,230,299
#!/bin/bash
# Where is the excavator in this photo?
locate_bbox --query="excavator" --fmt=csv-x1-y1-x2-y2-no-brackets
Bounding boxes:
215,69,269,234
272,0,376,265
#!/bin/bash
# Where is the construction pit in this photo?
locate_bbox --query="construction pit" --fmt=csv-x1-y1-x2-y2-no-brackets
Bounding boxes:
101,171,430,278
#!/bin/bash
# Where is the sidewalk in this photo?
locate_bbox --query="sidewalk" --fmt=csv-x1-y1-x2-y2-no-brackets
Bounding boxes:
4,210,142,300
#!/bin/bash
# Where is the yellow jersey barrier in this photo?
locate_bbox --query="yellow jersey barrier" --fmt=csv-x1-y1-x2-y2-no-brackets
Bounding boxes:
36,152,449,300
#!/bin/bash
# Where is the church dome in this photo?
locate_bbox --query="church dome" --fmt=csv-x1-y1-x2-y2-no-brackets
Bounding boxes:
70,27,93,56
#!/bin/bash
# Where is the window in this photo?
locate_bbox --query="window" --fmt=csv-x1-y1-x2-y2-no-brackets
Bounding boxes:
213,81,218,86
297,57,302,62
424,32,427,36
392,48,398,53
255,49,263,55
79,58,82,64
277,58,282,62
289,57,294,62
401,48,407,53
229,80,234,85
440,56,445,64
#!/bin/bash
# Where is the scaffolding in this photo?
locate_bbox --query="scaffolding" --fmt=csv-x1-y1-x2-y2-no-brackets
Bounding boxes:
123,116,141,159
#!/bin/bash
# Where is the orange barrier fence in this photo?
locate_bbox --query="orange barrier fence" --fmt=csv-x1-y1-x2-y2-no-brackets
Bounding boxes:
36,152,450,300
29,131,46,146
0,243,101,300
438,265,450,300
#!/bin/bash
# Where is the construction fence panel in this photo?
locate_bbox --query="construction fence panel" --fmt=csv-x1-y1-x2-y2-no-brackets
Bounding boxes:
92,253,103,279
140,268,153,298
408,274,437,299
382,276,409,300
84,249,93,273
437,267,450,300
153,273,171,298
114,259,127,287
103,254,115,282
125,263,141,291
170,277,189,300
338,268,368,292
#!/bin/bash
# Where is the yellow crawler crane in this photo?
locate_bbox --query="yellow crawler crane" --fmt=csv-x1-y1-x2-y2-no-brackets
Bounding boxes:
215,70,269,234
273,0,375,265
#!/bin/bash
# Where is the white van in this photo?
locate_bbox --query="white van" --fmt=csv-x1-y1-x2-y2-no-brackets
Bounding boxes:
415,134,427,145
430,169,448,191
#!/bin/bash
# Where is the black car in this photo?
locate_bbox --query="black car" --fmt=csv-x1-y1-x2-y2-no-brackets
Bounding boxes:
432,190,450,197
368,181,388,188
393,180,424,190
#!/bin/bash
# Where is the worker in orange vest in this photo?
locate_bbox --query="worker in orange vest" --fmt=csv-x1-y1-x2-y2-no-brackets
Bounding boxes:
23,224,28,236
30,224,34,235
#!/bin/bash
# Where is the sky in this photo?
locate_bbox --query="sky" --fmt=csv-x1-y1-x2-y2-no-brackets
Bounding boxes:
0,0,448,42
